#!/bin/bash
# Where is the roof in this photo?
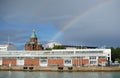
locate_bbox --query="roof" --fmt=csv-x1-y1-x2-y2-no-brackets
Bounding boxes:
62,45,97,49
31,29,37,38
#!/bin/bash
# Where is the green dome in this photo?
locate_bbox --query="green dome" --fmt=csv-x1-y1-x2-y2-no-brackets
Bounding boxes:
31,29,37,38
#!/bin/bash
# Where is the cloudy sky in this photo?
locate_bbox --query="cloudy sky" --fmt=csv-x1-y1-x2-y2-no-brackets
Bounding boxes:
0,0,120,49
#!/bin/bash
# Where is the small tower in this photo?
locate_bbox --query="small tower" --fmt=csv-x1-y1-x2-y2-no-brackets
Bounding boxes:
25,29,43,50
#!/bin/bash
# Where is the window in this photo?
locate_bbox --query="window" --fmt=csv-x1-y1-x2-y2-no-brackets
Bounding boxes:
90,61,96,64
64,60,71,64
99,56,106,58
90,56,96,59
40,60,47,63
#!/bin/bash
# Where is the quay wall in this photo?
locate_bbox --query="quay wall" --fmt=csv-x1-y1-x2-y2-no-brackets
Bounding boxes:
0,66,120,72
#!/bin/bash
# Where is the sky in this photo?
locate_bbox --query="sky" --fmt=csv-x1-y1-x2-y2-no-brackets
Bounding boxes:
0,0,120,49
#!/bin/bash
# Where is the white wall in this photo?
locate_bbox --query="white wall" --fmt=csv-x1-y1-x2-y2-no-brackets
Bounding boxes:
0,58,2,65
0,44,17,51
103,49,111,62
40,59,48,67
16,58,24,66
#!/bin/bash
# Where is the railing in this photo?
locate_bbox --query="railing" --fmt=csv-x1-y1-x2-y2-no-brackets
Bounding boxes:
0,49,109,57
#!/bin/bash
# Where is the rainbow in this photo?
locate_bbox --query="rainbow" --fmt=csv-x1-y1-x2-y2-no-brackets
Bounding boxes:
50,0,112,41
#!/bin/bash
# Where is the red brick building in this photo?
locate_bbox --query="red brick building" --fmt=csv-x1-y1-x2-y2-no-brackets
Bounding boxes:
25,30,43,50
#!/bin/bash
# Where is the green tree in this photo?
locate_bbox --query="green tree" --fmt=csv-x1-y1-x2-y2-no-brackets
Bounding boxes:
53,45,66,49
115,58,120,63
45,48,52,50
111,47,120,63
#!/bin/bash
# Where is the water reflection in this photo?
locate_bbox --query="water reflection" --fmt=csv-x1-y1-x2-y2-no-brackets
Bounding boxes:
0,71,120,78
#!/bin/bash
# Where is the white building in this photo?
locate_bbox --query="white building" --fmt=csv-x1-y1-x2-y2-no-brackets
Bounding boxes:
0,43,17,51
0,48,111,67
46,42,62,48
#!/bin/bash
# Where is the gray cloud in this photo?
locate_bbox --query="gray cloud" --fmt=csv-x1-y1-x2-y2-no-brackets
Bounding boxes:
0,0,120,49
0,29,30,43
0,0,105,26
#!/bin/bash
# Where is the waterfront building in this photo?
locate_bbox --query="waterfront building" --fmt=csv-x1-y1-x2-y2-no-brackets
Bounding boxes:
0,30,111,67
0,49,111,67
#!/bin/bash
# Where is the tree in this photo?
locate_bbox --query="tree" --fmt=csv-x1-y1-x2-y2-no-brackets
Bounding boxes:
115,58,120,63
111,47,120,63
45,48,52,50
53,45,66,49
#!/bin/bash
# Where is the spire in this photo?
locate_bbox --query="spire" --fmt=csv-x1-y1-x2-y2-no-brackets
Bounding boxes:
31,29,37,38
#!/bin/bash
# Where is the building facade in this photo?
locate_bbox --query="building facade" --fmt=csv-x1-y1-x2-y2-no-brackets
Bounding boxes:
0,49,111,67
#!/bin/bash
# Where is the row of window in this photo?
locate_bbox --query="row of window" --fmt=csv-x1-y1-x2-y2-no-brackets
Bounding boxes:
76,51,103,53
0,48,7,51
1,56,107,59
90,61,96,64
90,56,96,59
90,56,107,59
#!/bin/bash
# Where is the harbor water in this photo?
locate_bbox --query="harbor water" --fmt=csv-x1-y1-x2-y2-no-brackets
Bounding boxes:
0,71,120,78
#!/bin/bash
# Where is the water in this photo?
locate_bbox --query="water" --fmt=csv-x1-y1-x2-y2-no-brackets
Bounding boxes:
0,71,120,78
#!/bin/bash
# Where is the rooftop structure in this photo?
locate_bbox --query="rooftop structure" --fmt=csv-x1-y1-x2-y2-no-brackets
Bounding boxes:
46,42,62,48
31,29,37,38
25,30,43,50
0,43,16,51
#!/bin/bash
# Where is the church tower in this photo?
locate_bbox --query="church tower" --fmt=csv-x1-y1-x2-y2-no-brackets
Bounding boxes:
25,29,43,50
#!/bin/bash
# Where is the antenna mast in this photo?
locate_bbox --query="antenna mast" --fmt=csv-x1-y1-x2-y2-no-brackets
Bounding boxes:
8,36,10,44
